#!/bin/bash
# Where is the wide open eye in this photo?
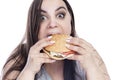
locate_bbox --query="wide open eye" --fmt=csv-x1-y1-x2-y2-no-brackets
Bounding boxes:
56,13,65,19
40,15,47,21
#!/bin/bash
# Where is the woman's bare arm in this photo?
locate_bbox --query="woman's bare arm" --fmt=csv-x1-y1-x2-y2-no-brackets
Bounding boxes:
16,68,35,80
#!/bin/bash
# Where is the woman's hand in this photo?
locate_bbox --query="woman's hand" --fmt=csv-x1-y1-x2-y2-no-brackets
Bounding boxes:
24,36,56,75
66,37,110,80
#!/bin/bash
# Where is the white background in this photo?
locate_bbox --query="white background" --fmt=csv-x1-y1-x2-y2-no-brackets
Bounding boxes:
0,0,120,80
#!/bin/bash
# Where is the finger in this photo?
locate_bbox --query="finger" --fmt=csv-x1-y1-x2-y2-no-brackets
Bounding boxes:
36,40,55,51
66,37,80,46
67,54,83,61
34,36,52,47
66,37,93,49
66,44,86,55
34,53,50,58
33,36,55,51
35,58,56,63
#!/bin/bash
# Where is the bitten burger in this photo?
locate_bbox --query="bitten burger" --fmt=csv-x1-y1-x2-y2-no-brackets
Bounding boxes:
43,34,75,60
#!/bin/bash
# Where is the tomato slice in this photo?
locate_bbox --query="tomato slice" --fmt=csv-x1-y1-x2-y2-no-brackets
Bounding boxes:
62,51,74,55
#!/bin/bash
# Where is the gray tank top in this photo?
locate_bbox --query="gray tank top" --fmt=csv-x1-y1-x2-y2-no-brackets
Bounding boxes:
35,61,86,80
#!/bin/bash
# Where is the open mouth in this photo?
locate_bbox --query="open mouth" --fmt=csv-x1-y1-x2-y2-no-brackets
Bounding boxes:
47,33,61,37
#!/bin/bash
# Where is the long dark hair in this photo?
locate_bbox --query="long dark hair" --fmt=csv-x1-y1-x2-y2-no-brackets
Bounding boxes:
2,0,79,80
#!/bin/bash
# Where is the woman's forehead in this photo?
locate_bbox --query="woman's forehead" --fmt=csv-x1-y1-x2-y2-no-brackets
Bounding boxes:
41,0,67,11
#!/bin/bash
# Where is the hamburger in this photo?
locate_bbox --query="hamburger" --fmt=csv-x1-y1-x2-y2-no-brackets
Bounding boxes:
43,34,75,60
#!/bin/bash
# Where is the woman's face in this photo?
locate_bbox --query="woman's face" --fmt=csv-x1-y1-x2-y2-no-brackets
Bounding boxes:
38,0,72,39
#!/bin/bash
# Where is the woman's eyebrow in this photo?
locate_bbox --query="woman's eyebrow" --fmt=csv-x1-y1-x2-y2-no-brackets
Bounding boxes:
55,6,66,11
40,6,66,13
41,9,47,13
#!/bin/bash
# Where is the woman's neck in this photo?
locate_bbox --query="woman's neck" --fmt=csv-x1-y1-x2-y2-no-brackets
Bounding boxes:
44,60,64,80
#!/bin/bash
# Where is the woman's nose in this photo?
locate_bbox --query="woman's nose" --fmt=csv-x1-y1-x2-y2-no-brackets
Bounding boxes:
48,18,57,28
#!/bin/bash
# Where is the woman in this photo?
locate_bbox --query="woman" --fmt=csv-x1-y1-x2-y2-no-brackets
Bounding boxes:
2,0,110,80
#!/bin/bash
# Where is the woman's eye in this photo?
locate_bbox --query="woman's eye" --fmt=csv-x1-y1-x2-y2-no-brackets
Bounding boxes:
40,15,47,21
57,13,65,19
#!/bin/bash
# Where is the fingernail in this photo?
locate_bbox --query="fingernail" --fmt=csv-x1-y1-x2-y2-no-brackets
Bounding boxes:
67,36,72,40
66,39,70,42
66,37,72,42
65,44,70,48
47,36,52,39
50,41,55,44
